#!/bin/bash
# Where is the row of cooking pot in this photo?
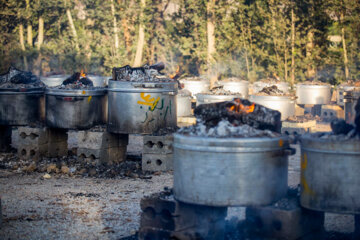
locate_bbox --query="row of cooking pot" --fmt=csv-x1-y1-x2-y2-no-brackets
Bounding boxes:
0,81,178,134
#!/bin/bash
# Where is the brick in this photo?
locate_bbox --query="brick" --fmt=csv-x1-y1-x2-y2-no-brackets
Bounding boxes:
140,191,226,239
143,135,173,154
77,131,128,149
245,189,324,240
321,104,344,122
142,153,173,172
77,145,127,165
0,126,11,152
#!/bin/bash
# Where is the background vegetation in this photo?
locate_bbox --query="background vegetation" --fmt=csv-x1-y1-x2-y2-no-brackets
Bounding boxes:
0,0,359,85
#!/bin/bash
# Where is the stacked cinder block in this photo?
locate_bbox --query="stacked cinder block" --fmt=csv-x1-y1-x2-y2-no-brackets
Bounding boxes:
142,134,173,172
245,189,324,240
138,190,227,240
77,130,128,165
17,127,67,160
0,126,11,152
321,104,344,122
282,120,317,135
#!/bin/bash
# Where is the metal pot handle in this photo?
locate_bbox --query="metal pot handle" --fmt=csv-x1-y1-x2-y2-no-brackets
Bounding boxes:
132,83,164,89
284,147,296,156
55,96,83,101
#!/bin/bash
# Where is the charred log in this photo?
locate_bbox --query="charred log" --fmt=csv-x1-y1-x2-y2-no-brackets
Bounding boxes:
194,98,282,133
0,66,37,84
62,73,93,86
330,119,354,135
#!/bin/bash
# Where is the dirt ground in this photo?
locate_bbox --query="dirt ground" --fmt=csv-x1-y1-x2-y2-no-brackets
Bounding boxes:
0,136,356,240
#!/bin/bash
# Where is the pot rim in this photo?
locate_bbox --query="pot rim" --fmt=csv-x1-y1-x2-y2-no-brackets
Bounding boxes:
296,84,331,88
45,87,106,96
250,94,295,100
108,80,178,93
0,87,44,94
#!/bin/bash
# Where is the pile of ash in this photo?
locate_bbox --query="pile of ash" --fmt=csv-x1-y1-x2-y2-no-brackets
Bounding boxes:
112,62,173,82
304,98,360,141
177,98,282,138
256,85,290,96
202,86,240,95
0,67,44,88
286,114,321,123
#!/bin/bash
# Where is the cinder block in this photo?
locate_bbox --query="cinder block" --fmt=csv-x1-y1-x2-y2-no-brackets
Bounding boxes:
139,190,226,239
295,105,305,116
77,131,128,149
17,126,48,145
18,144,47,161
245,189,324,240
143,135,173,154
142,153,173,172
77,145,127,165
321,104,344,122
304,104,322,116
0,126,11,152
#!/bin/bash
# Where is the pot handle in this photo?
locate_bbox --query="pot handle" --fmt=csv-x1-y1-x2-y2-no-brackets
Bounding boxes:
132,83,164,88
284,147,296,156
55,96,83,101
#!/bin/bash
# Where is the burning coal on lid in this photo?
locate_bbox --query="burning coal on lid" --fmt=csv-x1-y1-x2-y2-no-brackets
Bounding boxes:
55,70,96,89
0,66,44,88
178,98,283,138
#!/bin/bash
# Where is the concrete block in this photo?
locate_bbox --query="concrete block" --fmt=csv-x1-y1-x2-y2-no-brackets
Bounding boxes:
140,191,226,239
17,126,48,145
142,153,173,172
77,145,127,165
77,131,128,149
143,135,173,154
321,104,344,121
295,104,305,116
246,190,324,240
303,104,322,116
0,126,11,152
18,144,47,161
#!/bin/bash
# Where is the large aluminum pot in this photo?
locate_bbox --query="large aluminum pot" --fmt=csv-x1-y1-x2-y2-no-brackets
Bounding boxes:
45,88,106,130
196,94,240,106
249,95,295,120
253,81,290,94
218,81,249,98
173,134,292,206
300,136,360,214
180,78,210,97
176,89,192,117
296,84,331,105
40,75,69,87
0,87,44,126
87,75,106,87
107,80,177,134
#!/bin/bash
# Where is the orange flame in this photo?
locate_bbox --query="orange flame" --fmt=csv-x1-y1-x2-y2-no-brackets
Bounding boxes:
169,66,180,79
228,99,255,114
80,69,86,78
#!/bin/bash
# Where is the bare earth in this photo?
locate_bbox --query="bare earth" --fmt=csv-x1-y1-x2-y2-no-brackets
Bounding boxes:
0,142,355,239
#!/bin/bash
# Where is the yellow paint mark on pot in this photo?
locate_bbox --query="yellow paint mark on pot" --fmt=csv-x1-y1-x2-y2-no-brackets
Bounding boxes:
279,139,284,147
87,96,92,102
300,153,315,195
82,90,86,95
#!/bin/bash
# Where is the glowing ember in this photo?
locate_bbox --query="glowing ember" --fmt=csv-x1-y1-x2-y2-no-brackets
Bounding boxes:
228,98,255,114
80,69,86,79
169,66,180,79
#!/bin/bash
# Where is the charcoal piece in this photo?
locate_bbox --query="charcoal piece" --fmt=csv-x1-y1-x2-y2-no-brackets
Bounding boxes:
112,62,164,81
330,119,354,135
258,85,285,96
355,97,360,134
79,77,93,86
62,73,93,86
194,98,282,133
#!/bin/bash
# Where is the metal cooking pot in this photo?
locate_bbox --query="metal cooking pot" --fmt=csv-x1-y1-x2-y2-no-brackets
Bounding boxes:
40,75,69,87
249,95,295,120
87,75,106,87
337,85,359,106
173,134,293,207
107,80,177,134
253,81,290,94
300,136,360,214
45,88,106,130
218,81,249,98
176,89,192,117
296,84,331,105
180,78,210,97
0,87,44,126
196,94,241,106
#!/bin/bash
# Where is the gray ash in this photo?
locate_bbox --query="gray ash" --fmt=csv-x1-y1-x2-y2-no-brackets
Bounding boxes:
203,86,239,95
178,120,281,138
256,85,288,96
112,63,173,82
0,66,44,88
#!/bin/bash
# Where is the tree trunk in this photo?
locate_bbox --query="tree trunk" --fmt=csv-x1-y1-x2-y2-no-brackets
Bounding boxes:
306,30,315,78
133,0,146,67
207,0,217,88
37,16,44,50
19,24,28,70
122,18,132,56
341,27,349,80
291,7,295,86
66,8,79,50
110,0,119,52
25,0,33,47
